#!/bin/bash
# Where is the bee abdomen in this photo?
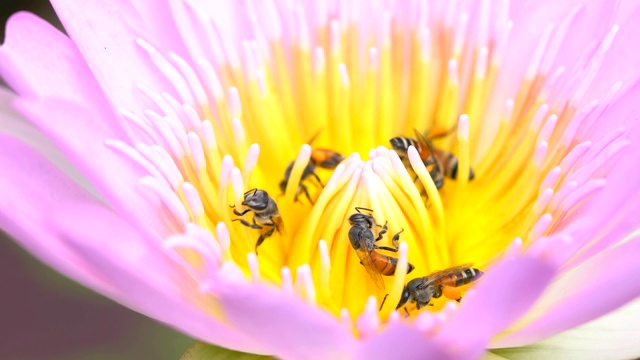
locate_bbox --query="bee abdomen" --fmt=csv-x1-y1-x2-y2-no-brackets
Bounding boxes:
371,251,398,275
454,268,484,286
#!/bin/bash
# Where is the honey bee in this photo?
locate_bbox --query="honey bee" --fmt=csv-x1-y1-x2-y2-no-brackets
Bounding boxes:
395,264,483,312
232,188,284,254
348,207,415,290
279,148,344,204
390,129,475,189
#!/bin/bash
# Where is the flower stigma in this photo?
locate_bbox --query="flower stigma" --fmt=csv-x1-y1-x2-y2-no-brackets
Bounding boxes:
105,2,628,335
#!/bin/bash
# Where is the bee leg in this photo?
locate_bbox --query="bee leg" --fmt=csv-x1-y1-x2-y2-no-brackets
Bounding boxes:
374,245,398,252
232,208,252,216
255,226,276,252
232,218,263,229
310,171,325,187
403,308,410,317
375,221,389,241
391,228,405,249
300,183,314,205
379,294,389,311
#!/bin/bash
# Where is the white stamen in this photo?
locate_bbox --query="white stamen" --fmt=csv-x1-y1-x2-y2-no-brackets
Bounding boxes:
136,38,194,105
215,222,231,256
356,296,380,337
534,188,555,215
313,47,326,75
281,266,294,294
458,114,470,141
168,52,208,108
419,28,431,61
195,57,224,101
525,24,554,79
559,179,606,214
182,182,205,220
530,104,550,131
228,87,242,119
529,214,553,241
338,63,350,86
549,181,578,212
243,144,261,178
295,264,316,305
140,176,189,224
137,84,179,120
452,13,469,56
558,142,591,175
181,104,204,134
330,20,341,56
248,252,261,282
105,140,167,187
504,237,523,258
539,166,561,194
119,108,160,143
537,114,558,145
219,155,235,188
230,167,245,206
187,133,207,173
533,141,548,168
294,5,310,50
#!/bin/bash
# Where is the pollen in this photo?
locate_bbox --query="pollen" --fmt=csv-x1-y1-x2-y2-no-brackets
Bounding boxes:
108,1,628,332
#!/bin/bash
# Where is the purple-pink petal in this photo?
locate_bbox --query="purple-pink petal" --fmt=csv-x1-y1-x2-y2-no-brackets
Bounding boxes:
494,238,640,347
435,257,556,358
212,280,357,359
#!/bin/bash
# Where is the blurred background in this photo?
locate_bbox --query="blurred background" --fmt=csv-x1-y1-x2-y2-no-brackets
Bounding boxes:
0,1,194,359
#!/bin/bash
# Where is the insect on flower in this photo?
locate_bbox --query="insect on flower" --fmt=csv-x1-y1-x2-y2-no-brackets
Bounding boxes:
395,264,484,314
232,188,284,254
348,207,415,291
390,128,475,189
280,131,345,204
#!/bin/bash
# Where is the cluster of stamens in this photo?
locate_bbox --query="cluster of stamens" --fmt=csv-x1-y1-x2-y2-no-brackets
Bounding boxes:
103,1,629,331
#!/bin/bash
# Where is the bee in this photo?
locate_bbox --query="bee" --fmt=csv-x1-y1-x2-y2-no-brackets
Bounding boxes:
279,147,344,204
390,129,475,189
348,207,415,290
232,188,284,254
395,264,483,312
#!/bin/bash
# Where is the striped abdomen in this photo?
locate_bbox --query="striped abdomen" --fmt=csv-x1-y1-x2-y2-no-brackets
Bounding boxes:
370,251,415,275
437,268,483,287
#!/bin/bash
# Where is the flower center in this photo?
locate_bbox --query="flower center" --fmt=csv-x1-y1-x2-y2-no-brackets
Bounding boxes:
107,2,627,329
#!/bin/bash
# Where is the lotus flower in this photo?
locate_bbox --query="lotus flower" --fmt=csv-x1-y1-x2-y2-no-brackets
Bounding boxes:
2,0,640,359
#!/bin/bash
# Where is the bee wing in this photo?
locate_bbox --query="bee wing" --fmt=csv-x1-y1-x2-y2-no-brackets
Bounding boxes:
272,215,287,237
354,247,386,291
413,129,443,172
419,264,474,289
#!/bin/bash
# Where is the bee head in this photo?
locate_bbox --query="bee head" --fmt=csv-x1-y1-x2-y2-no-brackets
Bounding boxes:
348,213,375,228
396,287,411,310
243,189,269,210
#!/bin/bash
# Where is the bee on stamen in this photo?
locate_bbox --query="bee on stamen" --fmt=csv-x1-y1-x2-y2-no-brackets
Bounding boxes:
347,207,415,291
392,264,483,315
390,128,475,190
232,188,284,254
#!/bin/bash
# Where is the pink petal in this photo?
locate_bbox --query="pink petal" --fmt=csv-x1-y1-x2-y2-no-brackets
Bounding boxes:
0,12,123,136
583,4,640,100
357,323,482,360
435,256,556,357
50,0,187,114
0,87,92,191
494,239,640,347
0,134,115,296
16,98,175,237
50,200,269,354
212,281,357,359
